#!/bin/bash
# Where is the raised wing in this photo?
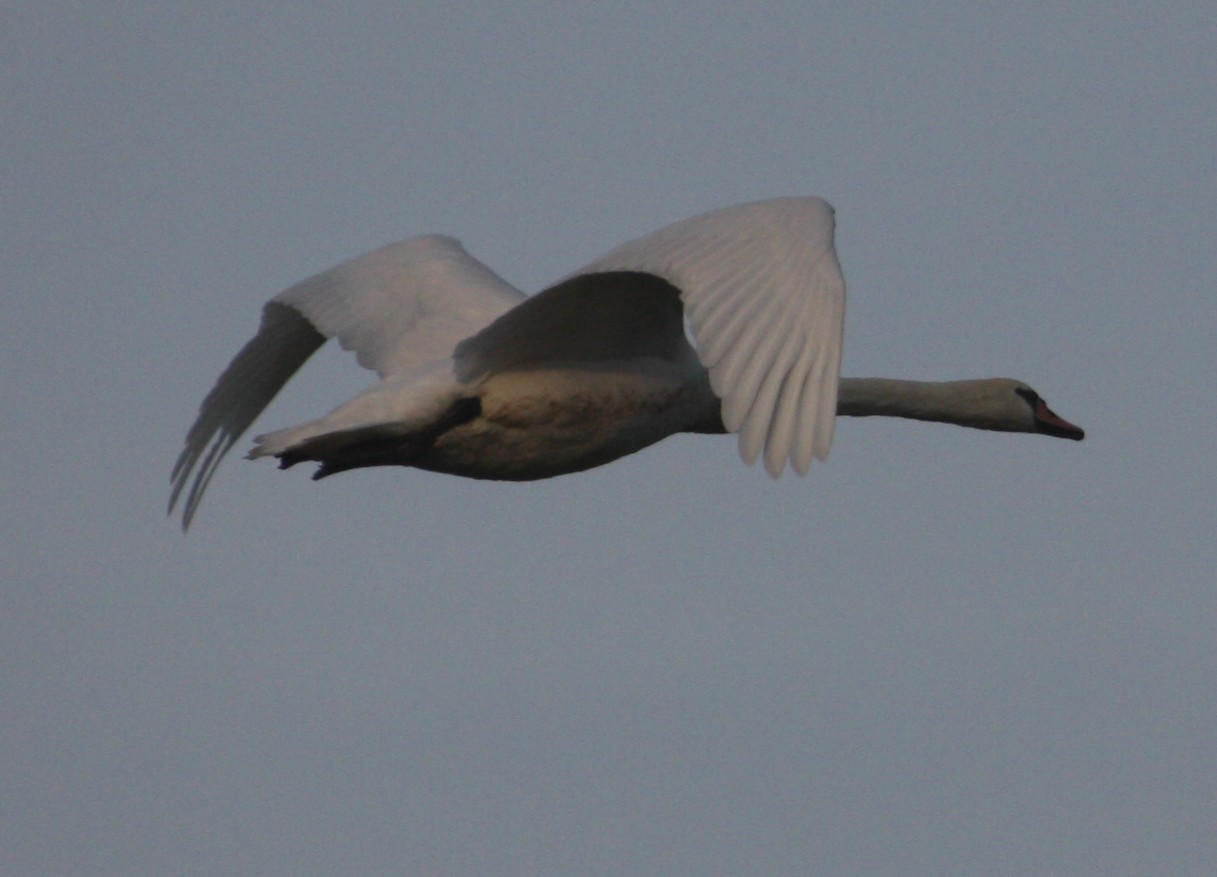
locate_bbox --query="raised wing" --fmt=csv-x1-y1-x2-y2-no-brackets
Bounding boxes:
276,235,524,378
169,235,524,528
572,197,845,477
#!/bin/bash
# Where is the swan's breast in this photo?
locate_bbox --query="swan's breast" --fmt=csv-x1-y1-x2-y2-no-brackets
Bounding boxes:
413,362,716,480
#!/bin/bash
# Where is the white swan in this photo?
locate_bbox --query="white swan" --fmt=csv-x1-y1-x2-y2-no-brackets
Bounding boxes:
170,197,1083,529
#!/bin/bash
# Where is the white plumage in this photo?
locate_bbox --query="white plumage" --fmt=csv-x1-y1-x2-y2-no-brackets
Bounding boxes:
171,196,1082,530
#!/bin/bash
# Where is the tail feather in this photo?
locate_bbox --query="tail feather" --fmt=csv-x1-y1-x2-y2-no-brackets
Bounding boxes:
268,397,481,479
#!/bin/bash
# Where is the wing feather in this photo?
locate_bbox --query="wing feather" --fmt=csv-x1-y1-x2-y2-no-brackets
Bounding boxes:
696,277,770,372
740,352,792,467
742,307,810,473
715,279,796,398
574,197,846,475
169,303,325,529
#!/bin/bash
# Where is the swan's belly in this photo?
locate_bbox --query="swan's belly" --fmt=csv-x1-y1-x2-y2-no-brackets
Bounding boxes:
412,366,716,480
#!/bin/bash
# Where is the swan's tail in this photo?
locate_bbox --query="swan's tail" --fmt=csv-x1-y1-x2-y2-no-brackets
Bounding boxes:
263,396,481,479
248,358,473,475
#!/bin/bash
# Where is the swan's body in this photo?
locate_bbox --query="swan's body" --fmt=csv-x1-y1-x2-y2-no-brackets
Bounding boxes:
171,197,1082,529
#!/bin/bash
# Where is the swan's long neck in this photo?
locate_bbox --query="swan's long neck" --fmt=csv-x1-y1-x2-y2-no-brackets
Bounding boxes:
837,378,1012,431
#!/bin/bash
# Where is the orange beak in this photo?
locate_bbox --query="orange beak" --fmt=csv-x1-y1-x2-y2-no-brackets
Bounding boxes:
1034,397,1085,440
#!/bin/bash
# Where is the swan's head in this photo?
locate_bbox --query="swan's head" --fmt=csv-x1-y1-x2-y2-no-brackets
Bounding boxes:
836,377,1085,439
994,379,1085,440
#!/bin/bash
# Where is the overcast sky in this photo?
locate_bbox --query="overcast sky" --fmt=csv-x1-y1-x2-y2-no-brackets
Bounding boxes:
4,4,1215,876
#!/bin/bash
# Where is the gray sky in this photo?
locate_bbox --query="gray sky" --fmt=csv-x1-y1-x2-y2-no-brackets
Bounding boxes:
4,4,1215,876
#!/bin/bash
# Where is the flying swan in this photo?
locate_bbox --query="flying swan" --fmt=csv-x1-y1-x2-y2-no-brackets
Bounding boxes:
170,197,1083,529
